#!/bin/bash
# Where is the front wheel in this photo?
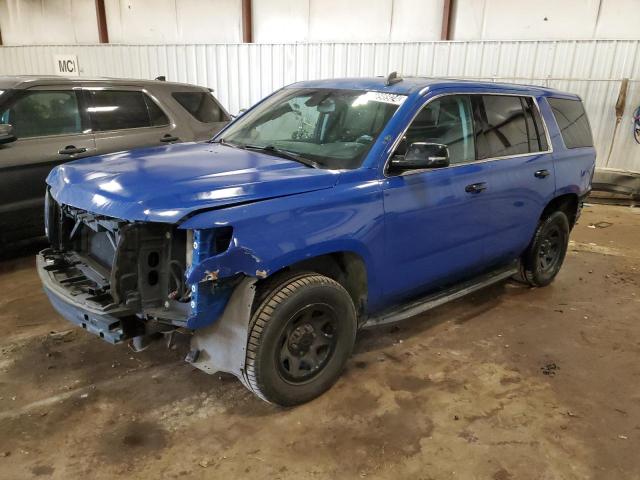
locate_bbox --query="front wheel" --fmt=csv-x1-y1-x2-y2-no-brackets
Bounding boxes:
517,211,570,287
244,273,357,406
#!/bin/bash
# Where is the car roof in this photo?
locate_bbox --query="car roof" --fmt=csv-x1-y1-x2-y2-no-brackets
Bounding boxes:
0,75,209,91
286,76,579,99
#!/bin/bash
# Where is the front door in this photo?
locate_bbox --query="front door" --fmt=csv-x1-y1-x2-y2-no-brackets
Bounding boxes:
381,94,493,301
0,87,95,242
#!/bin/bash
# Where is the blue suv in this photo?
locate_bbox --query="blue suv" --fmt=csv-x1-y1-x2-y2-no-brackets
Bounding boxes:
38,75,595,405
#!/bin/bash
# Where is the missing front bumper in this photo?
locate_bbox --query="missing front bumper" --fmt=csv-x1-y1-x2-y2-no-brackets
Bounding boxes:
37,249,141,343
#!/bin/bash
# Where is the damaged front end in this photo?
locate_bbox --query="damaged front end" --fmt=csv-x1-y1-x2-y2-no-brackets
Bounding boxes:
38,189,244,350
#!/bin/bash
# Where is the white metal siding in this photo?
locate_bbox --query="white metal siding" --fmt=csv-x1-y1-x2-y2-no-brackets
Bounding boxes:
4,0,640,44
1,40,639,173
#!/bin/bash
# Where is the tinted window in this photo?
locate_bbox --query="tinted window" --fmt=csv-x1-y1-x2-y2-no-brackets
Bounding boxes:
403,95,475,165
172,92,225,123
526,98,549,151
548,97,593,149
0,90,81,139
476,95,529,159
88,90,168,131
145,95,170,126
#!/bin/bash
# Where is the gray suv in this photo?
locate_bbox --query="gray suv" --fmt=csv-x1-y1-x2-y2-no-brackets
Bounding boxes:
0,76,230,244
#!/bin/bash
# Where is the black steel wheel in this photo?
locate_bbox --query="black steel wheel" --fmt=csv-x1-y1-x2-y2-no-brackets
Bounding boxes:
244,272,357,406
537,224,563,274
277,303,338,384
517,211,570,287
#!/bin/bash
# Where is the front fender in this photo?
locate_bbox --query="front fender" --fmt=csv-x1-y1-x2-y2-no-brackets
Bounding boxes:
181,170,386,306
187,239,376,285
186,245,263,284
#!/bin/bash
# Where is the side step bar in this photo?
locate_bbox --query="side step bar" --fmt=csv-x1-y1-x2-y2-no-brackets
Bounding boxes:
362,263,519,328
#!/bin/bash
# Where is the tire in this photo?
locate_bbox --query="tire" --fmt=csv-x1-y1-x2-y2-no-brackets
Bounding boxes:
244,272,357,406
517,211,570,287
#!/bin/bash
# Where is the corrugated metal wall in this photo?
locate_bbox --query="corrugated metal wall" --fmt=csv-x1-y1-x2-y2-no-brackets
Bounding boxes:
1,40,640,173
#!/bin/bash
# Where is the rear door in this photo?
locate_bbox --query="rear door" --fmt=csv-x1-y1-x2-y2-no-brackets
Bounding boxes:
84,87,178,155
472,93,556,265
0,86,95,241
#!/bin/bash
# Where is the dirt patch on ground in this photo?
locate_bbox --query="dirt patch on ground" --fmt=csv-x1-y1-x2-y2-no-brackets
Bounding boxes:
0,204,639,479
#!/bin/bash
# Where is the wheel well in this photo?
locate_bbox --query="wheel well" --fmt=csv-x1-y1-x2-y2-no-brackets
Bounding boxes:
256,252,368,320
541,194,579,228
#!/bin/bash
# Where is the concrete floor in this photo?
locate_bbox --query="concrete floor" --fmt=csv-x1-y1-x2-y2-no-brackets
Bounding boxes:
0,204,638,480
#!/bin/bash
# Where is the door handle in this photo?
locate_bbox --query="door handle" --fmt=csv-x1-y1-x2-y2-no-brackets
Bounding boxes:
535,169,551,179
465,182,487,193
160,134,180,143
58,145,87,155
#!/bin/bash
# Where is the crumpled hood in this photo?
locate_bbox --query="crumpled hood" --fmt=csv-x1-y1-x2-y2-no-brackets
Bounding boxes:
47,142,340,223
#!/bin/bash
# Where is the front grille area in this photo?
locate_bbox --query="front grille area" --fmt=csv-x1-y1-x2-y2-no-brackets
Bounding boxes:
87,229,117,269
44,194,190,324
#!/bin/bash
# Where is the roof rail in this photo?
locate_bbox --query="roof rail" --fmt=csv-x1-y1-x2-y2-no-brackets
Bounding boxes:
385,71,403,86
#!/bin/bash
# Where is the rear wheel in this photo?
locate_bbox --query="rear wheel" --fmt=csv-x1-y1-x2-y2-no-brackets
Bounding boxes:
517,211,570,287
244,272,357,406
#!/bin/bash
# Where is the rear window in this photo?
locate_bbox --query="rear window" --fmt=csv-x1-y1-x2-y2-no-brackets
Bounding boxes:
87,90,169,131
547,97,593,149
172,91,226,123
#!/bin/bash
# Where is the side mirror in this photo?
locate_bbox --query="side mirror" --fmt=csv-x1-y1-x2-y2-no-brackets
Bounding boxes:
390,142,450,170
0,124,16,145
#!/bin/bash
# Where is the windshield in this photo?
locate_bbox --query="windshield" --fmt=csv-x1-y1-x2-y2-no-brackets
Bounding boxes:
218,88,406,169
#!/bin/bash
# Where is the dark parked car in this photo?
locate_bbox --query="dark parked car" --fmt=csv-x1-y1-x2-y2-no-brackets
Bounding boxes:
37,75,595,405
0,76,230,243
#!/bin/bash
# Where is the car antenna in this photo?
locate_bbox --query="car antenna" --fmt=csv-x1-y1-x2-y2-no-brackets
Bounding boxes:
155,75,166,81
385,71,403,86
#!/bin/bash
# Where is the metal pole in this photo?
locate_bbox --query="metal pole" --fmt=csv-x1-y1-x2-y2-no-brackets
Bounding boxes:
242,0,253,43
441,0,454,40
95,0,109,43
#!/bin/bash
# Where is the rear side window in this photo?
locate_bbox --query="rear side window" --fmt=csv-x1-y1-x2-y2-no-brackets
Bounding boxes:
524,98,549,151
474,95,549,159
172,91,226,123
547,97,593,149
146,96,170,126
87,90,169,131
475,95,530,159
0,90,82,138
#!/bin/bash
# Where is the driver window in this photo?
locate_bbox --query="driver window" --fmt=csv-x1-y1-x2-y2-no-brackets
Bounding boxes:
1,90,82,139
401,95,475,165
252,96,320,142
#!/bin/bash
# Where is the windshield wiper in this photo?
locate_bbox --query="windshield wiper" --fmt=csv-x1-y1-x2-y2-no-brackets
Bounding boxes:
242,144,319,169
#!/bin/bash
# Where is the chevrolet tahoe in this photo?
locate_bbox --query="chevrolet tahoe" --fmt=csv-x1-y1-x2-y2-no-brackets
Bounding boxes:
37,75,595,405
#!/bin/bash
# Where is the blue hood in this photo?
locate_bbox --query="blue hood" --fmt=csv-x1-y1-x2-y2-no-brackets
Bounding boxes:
47,142,340,223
